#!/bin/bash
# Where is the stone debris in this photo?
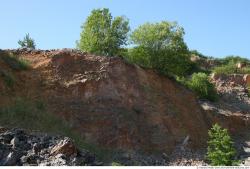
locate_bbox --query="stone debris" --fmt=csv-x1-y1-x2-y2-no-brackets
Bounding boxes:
201,73,250,166
210,73,250,113
0,127,99,166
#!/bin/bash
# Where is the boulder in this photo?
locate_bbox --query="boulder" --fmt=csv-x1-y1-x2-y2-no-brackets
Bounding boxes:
2,151,22,166
50,138,77,157
243,74,250,86
10,137,19,149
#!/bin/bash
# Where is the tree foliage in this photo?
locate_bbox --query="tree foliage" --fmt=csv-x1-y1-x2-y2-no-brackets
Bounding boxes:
77,8,130,56
207,124,239,166
18,33,36,49
128,21,193,76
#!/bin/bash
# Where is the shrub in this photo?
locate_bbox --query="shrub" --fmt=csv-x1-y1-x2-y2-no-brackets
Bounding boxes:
77,8,130,56
207,124,239,166
176,76,189,86
188,73,217,101
18,33,36,49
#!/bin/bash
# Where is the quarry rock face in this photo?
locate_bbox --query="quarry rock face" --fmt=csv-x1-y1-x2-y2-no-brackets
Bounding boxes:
1,49,250,165
0,49,209,154
0,49,249,161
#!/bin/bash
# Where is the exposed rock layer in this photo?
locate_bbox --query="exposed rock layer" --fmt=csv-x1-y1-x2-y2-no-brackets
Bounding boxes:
1,48,250,165
0,49,209,153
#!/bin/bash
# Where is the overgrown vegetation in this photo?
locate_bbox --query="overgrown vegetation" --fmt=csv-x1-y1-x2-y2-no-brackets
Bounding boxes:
216,55,250,66
213,61,250,74
207,124,239,166
18,33,36,49
213,56,250,75
0,51,30,88
176,73,217,101
77,8,130,56
189,50,209,59
0,98,70,134
1,52,30,71
188,73,217,101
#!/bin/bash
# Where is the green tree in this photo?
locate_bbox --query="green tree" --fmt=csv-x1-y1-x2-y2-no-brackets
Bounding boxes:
207,124,239,166
188,73,217,101
77,8,130,56
18,33,36,49
129,21,192,76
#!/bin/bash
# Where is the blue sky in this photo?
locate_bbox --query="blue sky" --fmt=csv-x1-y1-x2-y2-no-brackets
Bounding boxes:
1,0,250,58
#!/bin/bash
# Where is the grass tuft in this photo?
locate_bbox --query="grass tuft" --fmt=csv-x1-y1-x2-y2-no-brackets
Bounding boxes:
1,52,30,71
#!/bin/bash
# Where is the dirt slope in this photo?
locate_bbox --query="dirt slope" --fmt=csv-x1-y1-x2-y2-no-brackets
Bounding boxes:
1,48,250,165
0,48,210,154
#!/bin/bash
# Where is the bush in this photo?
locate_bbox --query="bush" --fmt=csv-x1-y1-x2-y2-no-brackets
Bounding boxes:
188,73,217,101
176,76,189,86
207,124,239,166
18,33,36,49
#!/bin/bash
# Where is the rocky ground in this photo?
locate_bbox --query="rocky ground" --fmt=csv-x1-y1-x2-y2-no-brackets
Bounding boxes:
211,73,250,114
200,73,250,165
0,127,100,166
0,126,207,166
